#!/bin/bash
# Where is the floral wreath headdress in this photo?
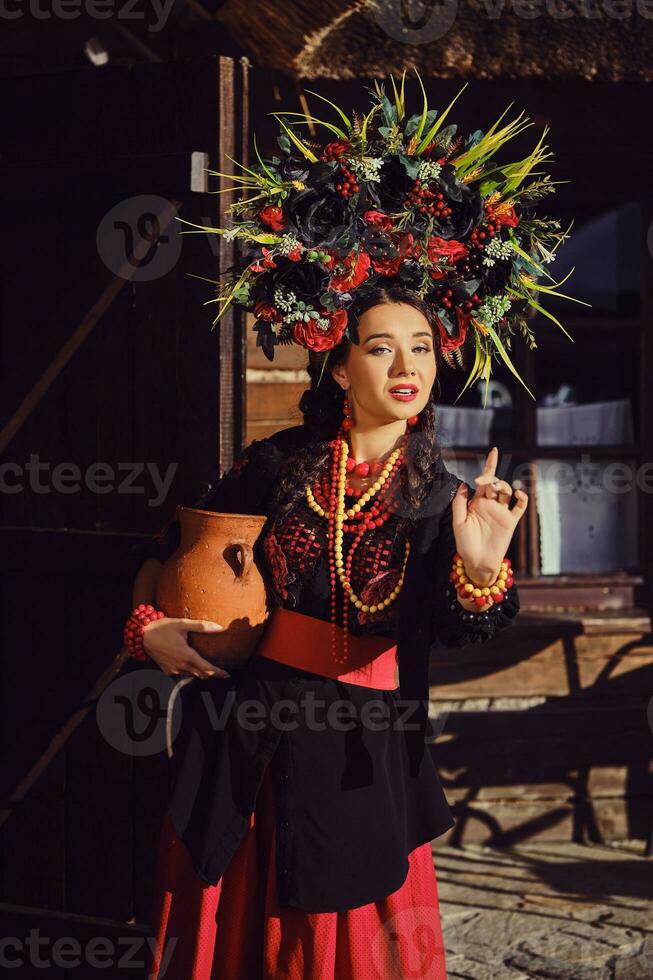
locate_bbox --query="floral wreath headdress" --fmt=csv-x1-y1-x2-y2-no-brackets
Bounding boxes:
180,71,588,402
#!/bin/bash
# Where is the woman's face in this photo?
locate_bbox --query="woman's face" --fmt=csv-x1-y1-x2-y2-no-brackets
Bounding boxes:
331,302,437,428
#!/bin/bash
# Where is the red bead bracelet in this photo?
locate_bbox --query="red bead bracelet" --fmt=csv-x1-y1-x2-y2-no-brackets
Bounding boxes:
123,603,166,661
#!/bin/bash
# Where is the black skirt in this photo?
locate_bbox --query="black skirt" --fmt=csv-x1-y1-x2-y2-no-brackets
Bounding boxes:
165,641,455,915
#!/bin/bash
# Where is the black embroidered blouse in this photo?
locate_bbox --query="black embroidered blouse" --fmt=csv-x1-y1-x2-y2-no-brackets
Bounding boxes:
131,424,520,912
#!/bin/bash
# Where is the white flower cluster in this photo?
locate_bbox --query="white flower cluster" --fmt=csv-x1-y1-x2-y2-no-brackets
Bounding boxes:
222,227,239,242
482,238,514,267
348,157,384,182
277,234,304,257
418,160,442,182
273,288,296,317
476,294,512,327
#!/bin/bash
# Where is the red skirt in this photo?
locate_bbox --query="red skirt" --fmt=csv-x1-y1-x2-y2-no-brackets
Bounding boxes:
147,759,448,980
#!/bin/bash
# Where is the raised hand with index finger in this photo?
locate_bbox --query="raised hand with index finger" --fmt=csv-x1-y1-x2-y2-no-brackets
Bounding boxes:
451,446,529,588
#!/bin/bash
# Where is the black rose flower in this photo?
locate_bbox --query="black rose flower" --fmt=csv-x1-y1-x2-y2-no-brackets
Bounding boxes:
432,164,484,240
255,257,331,304
281,155,310,183
396,259,426,291
377,156,413,212
285,187,355,249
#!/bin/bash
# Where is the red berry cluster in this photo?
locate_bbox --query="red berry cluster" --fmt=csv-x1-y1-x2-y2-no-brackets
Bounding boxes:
335,163,360,198
435,287,482,313
403,180,451,218
468,221,498,252
458,220,502,279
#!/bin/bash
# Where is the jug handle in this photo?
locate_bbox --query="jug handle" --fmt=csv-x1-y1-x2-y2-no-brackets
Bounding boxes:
233,541,253,578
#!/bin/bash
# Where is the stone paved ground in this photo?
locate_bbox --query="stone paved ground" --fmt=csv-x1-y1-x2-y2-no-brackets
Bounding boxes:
432,840,653,979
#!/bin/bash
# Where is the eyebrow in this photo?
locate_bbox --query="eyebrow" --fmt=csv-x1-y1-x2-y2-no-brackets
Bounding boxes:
363,332,433,344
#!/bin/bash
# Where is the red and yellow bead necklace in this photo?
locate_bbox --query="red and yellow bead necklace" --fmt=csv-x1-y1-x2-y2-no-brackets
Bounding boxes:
305,428,411,665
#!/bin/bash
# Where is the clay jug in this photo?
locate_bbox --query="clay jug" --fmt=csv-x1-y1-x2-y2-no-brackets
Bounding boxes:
155,506,269,667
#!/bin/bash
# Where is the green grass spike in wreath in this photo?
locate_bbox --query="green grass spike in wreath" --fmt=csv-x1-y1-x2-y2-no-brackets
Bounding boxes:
177,69,590,404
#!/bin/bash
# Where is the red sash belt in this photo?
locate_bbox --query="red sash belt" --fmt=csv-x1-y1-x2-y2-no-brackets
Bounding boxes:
255,607,399,690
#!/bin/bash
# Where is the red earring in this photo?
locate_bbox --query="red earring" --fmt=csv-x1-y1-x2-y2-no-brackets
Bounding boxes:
407,414,420,426
342,393,353,431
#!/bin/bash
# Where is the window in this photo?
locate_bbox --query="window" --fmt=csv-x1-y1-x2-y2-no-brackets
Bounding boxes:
437,201,647,602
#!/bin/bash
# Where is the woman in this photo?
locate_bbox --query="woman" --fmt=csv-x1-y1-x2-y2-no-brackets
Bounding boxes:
128,284,528,980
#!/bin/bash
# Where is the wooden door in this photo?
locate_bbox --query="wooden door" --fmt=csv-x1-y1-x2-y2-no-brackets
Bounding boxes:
0,55,248,949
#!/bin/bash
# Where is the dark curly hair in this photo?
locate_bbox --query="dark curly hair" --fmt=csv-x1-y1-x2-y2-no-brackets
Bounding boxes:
268,284,446,538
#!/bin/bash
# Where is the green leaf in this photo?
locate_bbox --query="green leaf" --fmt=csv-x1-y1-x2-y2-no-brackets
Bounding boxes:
406,110,436,139
506,286,575,342
253,133,276,183
316,349,331,387
416,82,469,155
410,67,430,143
438,309,456,336
454,331,486,403
508,239,553,281
398,153,420,179
379,94,397,129
303,89,352,131
390,71,407,121
279,111,347,140
486,323,536,399
270,115,318,163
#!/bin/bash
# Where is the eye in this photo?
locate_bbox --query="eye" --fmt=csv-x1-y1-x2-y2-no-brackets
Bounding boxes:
369,345,432,355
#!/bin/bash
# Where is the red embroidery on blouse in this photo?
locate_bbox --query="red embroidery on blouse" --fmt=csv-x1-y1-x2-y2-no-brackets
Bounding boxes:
262,505,404,625
262,530,293,600
274,514,323,574
357,567,402,625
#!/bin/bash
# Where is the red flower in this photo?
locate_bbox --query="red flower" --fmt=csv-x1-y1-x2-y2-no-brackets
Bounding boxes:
259,205,286,231
428,266,447,282
251,247,277,273
263,531,292,600
362,210,394,232
425,236,468,264
485,201,519,228
287,246,303,262
437,308,470,353
370,232,415,276
328,251,371,292
494,206,519,228
323,139,351,160
293,309,348,353
357,568,402,625
254,300,281,322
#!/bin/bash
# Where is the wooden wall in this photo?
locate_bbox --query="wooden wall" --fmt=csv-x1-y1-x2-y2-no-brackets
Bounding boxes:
245,315,310,443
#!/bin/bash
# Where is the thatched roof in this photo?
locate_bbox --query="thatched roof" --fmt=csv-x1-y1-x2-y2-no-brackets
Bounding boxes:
217,0,653,81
